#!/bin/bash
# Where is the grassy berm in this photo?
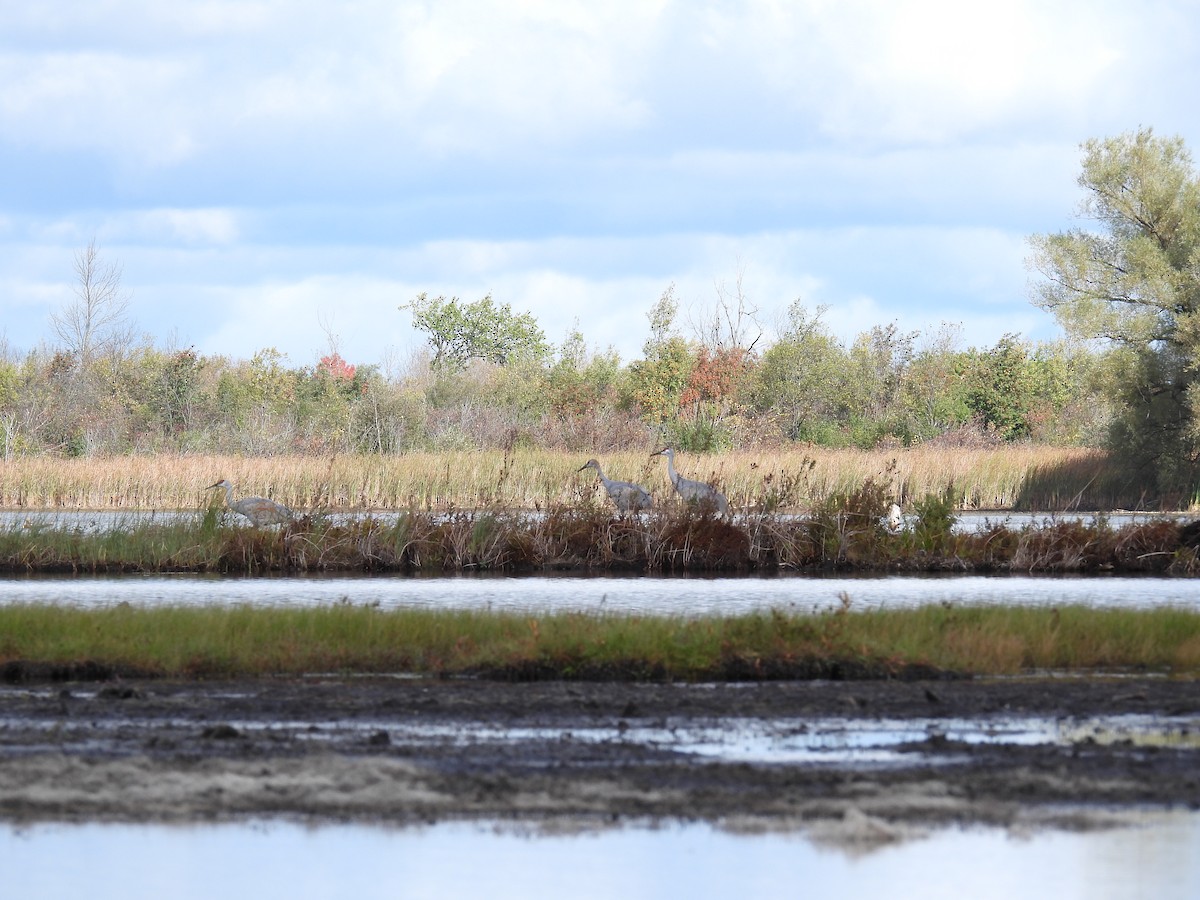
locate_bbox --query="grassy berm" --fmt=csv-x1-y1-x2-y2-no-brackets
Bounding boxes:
3,603,1200,682
4,490,1200,683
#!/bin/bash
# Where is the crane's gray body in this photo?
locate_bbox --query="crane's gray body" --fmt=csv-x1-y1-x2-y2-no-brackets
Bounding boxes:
578,459,653,513
652,448,728,516
208,479,294,526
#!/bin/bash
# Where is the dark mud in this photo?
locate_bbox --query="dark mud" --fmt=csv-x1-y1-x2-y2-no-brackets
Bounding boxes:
2,675,1199,843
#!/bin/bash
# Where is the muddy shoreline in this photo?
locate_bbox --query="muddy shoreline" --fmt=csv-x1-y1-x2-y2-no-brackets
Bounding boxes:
2,675,1199,843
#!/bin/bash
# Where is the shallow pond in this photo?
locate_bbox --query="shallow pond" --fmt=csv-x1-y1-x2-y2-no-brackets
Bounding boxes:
4,815,1198,900
2,571,1200,614
4,527,1198,894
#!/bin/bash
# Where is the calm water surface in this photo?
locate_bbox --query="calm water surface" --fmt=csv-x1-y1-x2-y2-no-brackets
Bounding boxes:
3,815,1198,900
1,571,1200,613
4,507,1197,614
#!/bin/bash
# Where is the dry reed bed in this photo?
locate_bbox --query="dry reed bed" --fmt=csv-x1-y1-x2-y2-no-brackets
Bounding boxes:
0,446,1123,512
3,603,1200,680
0,505,1196,575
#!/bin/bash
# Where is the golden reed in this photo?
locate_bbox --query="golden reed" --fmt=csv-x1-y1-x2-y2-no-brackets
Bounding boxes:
0,446,1119,512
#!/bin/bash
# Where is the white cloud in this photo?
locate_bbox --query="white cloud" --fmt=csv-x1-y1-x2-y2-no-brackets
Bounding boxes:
126,209,241,245
0,52,201,164
747,0,1129,145
0,0,1195,376
862,1,1118,132
355,2,665,156
97,224,1047,369
0,1,667,169
0,0,1185,199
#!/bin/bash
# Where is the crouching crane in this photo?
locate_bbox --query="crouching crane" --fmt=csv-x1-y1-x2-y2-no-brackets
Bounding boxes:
577,459,653,513
652,447,728,516
207,479,294,526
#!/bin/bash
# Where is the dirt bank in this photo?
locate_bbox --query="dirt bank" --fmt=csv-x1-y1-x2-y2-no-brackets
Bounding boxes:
2,675,1198,844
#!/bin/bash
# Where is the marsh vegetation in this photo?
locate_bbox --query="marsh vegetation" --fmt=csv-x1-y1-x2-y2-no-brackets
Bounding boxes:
4,602,1200,682
0,477,1196,577
0,444,1142,514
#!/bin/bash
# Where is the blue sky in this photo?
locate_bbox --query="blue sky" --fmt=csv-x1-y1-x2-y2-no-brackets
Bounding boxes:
1,1,1197,370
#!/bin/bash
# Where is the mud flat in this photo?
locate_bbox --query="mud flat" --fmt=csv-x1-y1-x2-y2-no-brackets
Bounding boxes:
1,675,1199,845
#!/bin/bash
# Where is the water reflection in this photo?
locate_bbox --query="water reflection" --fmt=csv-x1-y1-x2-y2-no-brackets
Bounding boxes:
3,815,1197,900
6,680,1197,766
2,571,1200,614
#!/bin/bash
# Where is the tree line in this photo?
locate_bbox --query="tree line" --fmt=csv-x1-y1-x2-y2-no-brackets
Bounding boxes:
1,128,1197,500
0,285,1103,456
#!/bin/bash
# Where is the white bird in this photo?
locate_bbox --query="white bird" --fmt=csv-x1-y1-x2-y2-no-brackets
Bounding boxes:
885,503,903,533
651,447,728,516
207,479,294,526
577,459,653,513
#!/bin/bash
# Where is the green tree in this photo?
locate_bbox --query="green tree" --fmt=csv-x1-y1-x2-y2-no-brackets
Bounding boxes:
750,301,848,443
1028,128,1200,492
0,346,36,459
961,334,1039,441
152,348,205,438
624,287,695,426
845,323,915,446
350,369,426,454
402,293,549,371
902,324,971,441
546,326,622,417
291,352,367,453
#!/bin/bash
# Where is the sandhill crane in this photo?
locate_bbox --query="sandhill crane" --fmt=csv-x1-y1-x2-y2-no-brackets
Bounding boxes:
652,447,728,516
577,459,653,513
207,479,294,526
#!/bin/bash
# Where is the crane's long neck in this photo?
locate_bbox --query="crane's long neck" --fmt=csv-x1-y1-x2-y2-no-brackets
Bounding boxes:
665,452,681,488
220,482,234,507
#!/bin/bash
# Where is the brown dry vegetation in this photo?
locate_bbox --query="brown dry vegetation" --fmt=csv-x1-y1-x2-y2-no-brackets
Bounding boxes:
1,497,1197,577
0,445,1132,513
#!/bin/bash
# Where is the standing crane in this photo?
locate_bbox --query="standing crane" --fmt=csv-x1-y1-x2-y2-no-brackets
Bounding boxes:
651,447,728,516
577,459,653,513
207,479,294,526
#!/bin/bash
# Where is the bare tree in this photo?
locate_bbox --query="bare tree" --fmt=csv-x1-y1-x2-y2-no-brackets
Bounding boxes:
317,309,342,358
688,263,763,353
50,239,134,364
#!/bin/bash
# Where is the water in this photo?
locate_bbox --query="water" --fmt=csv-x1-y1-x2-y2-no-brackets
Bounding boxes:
4,505,1195,615
2,571,1200,614
14,708,1191,766
0,508,1186,535
4,815,1198,900
3,522,1197,894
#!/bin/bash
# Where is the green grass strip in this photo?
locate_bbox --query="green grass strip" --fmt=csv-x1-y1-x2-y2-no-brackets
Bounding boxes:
3,604,1200,680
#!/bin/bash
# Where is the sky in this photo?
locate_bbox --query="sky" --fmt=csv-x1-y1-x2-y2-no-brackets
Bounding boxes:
1,0,1198,371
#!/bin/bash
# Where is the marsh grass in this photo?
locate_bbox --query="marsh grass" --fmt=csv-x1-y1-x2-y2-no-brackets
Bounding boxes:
0,446,1128,513
0,512,230,573
0,498,1196,575
3,603,1199,680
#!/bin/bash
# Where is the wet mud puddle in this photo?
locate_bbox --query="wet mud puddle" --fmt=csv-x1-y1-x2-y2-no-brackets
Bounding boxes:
5,685,1198,766
4,676,1200,835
